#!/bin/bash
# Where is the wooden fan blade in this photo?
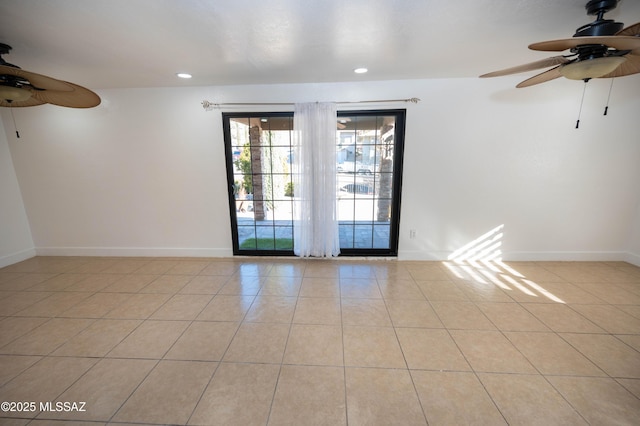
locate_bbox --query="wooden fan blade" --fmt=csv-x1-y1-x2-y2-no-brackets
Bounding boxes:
480,56,570,77
0,96,46,108
529,36,640,52
30,81,101,108
516,66,564,88
616,22,640,36
599,52,640,78
0,65,75,91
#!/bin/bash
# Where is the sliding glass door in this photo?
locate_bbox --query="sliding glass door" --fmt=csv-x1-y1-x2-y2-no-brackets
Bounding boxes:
222,109,405,256
336,110,405,255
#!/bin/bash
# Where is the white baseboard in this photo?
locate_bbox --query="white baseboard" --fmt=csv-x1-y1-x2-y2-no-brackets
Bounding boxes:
625,252,640,267
398,249,629,263
35,246,233,258
0,248,37,268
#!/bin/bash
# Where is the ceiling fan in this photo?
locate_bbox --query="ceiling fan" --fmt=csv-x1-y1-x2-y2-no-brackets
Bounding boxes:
0,43,100,108
480,0,640,88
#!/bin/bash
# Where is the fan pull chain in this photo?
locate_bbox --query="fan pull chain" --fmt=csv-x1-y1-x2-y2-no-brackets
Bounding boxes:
10,108,20,138
575,81,588,129
604,78,614,116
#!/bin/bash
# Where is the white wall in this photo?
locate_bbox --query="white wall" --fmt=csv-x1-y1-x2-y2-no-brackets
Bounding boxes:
628,200,640,266
0,117,35,267
2,77,639,262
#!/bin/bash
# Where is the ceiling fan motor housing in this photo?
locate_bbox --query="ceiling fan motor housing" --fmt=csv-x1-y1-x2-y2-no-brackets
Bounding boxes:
574,0,624,37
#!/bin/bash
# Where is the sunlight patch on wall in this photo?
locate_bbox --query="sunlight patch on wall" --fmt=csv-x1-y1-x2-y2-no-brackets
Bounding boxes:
444,225,565,303
448,224,504,263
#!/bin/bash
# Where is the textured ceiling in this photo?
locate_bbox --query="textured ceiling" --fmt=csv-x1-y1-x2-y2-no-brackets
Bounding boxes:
1,0,639,89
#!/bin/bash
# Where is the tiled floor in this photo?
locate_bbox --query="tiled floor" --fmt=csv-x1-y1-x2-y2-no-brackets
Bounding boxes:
0,256,639,425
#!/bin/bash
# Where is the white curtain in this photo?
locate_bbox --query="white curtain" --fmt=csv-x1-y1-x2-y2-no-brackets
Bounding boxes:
292,102,340,257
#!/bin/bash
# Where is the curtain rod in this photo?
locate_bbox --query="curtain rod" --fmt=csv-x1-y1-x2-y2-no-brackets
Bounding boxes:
201,98,420,110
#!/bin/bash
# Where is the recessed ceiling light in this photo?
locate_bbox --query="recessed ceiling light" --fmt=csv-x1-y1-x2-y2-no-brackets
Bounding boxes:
354,67,368,74
176,73,192,79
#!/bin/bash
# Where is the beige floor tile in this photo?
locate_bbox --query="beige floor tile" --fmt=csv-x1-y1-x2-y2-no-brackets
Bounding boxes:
63,274,123,292
179,275,228,294
258,276,302,296
431,301,496,330
244,296,297,323
560,333,640,378
134,259,180,275
345,367,427,425
197,295,255,322
450,330,536,374
1,258,638,425
505,331,606,376
199,260,240,276
479,373,586,425
223,322,289,363
268,365,346,426
102,274,159,292
522,303,605,333
67,258,114,274
293,297,341,325
27,273,90,292
268,263,306,278
616,334,640,351
189,362,279,426
165,260,210,275
102,293,172,319
107,320,189,359
217,275,264,295
543,264,611,283
44,358,156,422
377,278,425,300
457,281,515,302
0,317,49,347
0,357,98,416
341,298,392,327
412,370,506,425
0,273,58,291
165,321,239,361
417,280,469,301
498,262,564,282
406,263,450,281
477,302,550,331
340,277,382,298
374,264,415,281
396,328,470,371
338,263,376,279
299,277,341,298
616,304,640,320
386,299,443,328
60,292,131,318
303,263,340,279
149,294,212,320
577,282,640,305
113,360,216,424
0,355,41,386
1,318,94,355
617,378,640,399
14,292,93,317
527,281,606,304
98,258,149,274
570,304,640,334
0,291,53,316
52,319,141,357
283,324,343,366
140,274,192,293
343,326,405,368
237,262,274,276
548,376,640,425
